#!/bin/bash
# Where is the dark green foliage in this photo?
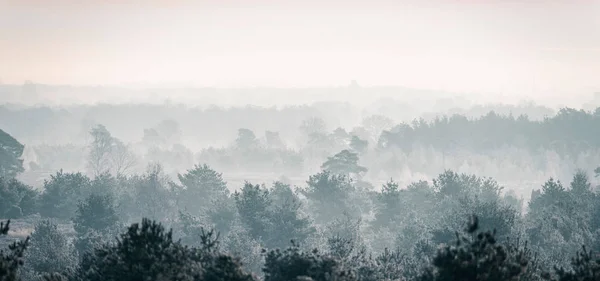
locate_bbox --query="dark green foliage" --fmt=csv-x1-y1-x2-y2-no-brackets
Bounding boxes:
78,218,255,281
40,171,91,220
235,182,272,242
234,182,315,249
461,197,518,240
263,242,355,281
192,227,257,281
73,193,120,234
264,182,315,249
0,220,29,281
0,129,25,179
206,194,238,235
73,193,120,254
89,172,118,197
9,142,600,281
504,238,544,281
177,211,214,247
528,178,567,216
431,197,518,252
265,204,313,250
77,218,204,281
552,246,600,281
372,179,403,229
420,216,532,281
23,220,76,278
0,178,38,219
202,255,256,281
0,221,8,235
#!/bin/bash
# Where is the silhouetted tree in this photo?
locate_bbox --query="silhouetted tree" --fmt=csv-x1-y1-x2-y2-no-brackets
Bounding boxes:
0,178,37,219
0,130,24,179
263,241,354,281
420,216,532,281
0,220,29,281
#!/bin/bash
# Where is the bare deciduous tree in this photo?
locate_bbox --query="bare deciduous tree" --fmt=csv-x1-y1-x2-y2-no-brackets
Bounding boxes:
88,124,137,177
87,125,113,177
111,139,137,177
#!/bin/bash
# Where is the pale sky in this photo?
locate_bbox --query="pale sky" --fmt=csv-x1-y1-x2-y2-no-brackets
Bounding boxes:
1,0,599,97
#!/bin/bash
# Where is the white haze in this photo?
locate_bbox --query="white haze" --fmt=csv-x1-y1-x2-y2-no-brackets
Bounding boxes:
1,0,600,108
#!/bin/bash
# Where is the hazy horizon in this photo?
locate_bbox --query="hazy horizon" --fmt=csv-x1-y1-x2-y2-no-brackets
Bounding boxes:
2,0,599,101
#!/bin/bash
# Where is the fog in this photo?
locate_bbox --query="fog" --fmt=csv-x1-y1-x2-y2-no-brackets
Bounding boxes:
2,1,600,102
2,1,600,281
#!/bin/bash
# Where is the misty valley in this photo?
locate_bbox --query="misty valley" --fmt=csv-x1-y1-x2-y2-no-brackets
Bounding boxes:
2,98,600,281
4,0,600,279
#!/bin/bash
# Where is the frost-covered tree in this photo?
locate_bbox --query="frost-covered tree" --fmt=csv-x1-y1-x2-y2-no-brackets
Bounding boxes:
22,220,76,279
87,124,136,177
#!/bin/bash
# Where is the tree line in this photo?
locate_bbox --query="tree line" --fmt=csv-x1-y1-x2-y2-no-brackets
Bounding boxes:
3,161,600,280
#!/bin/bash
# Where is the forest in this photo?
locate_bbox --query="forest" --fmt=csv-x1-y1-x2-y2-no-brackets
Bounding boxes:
3,100,600,281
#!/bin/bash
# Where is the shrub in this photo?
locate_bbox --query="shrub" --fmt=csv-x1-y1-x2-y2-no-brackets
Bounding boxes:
263,241,355,281
419,215,533,281
77,218,255,281
22,220,76,278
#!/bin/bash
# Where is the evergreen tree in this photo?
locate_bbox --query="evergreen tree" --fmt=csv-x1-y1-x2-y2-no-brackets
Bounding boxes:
40,171,90,220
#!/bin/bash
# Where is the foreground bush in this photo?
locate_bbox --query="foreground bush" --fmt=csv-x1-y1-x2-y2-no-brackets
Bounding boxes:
263,241,354,281
22,220,76,279
0,220,29,281
419,215,539,281
75,218,255,281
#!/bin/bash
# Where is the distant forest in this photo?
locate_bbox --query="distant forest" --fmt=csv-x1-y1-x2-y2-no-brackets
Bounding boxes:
3,96,600,281
1,101,599,190
2,122,600,281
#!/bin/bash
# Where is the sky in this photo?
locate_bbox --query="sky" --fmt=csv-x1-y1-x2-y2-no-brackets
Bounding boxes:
1,0,599,98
